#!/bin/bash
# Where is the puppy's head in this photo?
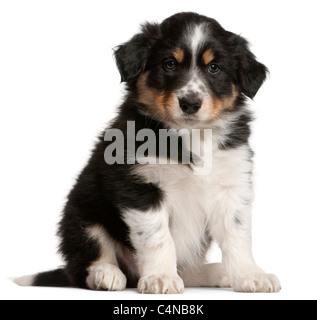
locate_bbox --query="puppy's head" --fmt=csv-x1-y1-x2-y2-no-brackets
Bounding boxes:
114,12,268,127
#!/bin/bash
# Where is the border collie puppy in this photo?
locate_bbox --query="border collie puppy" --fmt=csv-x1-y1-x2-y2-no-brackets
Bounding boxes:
14,12,281,293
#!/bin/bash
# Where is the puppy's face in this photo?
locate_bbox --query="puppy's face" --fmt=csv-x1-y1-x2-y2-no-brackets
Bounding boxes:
115,13,267,127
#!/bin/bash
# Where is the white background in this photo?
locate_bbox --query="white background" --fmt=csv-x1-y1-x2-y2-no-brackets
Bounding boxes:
1,0,317,300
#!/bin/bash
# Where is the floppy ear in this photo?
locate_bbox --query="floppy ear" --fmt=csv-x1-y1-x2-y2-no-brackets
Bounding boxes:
228,33,268,99
114,23,160,83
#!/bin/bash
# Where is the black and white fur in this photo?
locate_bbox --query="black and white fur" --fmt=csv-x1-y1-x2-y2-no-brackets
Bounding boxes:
14,12,281,293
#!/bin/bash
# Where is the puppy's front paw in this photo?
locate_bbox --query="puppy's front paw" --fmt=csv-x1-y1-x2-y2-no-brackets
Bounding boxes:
87,263,127,291
233,273,281,293
138,274,184,294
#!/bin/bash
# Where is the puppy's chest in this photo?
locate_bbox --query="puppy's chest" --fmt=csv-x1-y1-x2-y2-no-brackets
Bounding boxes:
133,145,252,267
167,170,213,266
135,162,214,266
165,167,213,217
135,162,214,215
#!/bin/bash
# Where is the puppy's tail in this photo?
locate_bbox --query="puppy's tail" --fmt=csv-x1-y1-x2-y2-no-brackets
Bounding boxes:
13,268,71,288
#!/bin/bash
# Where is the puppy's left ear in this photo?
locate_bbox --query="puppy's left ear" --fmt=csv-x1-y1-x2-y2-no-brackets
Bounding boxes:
229,32,268,99
114,23,160,83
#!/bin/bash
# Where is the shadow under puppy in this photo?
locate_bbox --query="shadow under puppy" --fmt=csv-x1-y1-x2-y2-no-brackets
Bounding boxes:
14,12,281,293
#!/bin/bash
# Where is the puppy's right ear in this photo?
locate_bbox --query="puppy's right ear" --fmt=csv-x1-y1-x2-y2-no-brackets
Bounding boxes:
227,32,268,99
114,23,160,83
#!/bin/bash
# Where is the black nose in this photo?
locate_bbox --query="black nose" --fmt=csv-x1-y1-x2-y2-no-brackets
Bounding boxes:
179,97,202,115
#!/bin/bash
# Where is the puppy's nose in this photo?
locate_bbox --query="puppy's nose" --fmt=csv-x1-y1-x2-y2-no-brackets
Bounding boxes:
179,97,202,115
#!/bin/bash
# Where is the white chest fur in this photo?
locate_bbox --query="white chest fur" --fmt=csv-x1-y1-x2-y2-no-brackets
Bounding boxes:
133,142,253,269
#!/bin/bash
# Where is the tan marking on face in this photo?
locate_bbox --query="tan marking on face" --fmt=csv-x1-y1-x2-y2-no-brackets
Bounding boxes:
137,72,179,123
173,48,184,64
137,73,238,126
202,49,215,65
201,85,239,121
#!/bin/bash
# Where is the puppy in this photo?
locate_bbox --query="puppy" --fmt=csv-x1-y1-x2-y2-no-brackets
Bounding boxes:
14,12,281,293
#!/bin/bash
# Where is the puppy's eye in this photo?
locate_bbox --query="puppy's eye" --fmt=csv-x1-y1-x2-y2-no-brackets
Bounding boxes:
164,60,177,71
207,64,220,74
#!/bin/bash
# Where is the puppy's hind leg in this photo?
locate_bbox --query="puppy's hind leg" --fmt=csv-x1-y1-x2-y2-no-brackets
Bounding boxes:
180,263,230,288
85,225,127,291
